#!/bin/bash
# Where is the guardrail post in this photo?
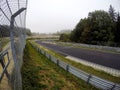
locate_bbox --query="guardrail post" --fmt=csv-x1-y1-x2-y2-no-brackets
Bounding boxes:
111,84,116,90
38,48,39,52
49,55,51,60
66,64,69,72
57,59,59,66
87,74,92,84
38,49,40,53
37,47,39,51
44,51,46,56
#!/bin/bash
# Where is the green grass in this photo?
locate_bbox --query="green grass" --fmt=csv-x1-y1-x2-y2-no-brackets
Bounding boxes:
0,38,10,51
21,42,98,90
30,40,120,84
2,39,9,47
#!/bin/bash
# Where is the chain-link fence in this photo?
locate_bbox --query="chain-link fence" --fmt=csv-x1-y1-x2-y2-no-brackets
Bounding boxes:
0,0,27,90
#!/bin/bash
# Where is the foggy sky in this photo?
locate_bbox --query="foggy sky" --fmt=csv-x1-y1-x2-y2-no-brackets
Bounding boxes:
26,0,120,33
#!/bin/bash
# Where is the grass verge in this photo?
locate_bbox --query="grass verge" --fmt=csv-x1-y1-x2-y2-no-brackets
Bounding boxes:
31,40,120,84
21,41,98,90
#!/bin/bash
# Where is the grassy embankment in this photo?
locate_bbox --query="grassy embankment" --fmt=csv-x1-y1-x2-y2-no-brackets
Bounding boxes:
0,38,10,51
21,42,98,90
31,40,120,84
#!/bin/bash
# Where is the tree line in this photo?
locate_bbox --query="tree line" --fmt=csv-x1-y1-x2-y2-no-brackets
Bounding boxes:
0,25,32,37
59,5,120,46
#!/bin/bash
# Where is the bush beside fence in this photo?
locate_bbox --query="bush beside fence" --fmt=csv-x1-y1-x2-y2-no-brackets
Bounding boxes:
31,43,120,90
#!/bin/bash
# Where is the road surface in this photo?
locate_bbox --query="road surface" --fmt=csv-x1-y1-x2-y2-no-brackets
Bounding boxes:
36,41,120,70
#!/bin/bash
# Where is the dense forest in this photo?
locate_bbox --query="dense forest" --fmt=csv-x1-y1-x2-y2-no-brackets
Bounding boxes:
0,25,31,37
60,5,120,46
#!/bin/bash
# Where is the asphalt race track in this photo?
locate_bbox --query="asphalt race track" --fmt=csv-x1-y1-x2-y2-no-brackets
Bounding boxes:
36,41,120,70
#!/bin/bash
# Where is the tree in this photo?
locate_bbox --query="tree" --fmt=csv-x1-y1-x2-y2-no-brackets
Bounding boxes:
87,10,114,45
0,25,10,37
109,5,116,22
63,5,119,46
59,33,70,42
70,10,114,45
70,18,88,42
26,28,32,36
114,12,120,43
0,25,31,37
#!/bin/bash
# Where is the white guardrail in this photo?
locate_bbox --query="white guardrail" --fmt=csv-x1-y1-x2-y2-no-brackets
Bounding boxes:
31,43,120,90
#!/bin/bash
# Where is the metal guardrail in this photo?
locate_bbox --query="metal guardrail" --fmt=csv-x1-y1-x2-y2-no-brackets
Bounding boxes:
31,43,120,90
0,49,10,82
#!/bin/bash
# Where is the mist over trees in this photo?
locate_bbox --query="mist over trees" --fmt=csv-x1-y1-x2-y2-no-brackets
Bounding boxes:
60,5,120,46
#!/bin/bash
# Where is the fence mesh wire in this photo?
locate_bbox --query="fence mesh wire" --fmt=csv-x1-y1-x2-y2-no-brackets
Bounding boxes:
0,0,27,90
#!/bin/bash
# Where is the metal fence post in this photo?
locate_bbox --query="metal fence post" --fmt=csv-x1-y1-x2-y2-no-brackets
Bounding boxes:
10,8,26,90
10,8,26,68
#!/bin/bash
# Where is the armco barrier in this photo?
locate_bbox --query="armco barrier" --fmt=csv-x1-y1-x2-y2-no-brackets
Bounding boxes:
31,43,120,90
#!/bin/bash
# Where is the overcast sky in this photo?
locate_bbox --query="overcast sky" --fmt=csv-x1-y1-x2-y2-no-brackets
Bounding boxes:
26,0,120,33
